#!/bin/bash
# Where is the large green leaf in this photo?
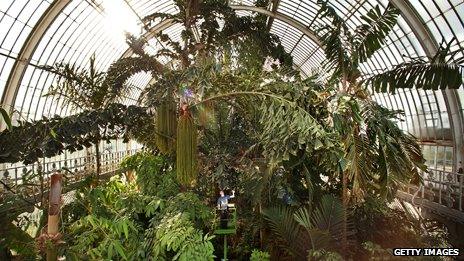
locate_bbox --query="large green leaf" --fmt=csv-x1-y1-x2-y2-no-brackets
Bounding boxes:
310,194,349,243
352,3,400,63
366,39,464,93
0,107,12,130
262,206,308,259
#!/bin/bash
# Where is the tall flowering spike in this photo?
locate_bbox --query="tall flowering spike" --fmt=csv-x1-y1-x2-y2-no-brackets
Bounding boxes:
176,107,198,186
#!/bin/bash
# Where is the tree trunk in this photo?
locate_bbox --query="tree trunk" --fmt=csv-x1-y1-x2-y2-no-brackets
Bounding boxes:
341,72,349,254
94,138,101,177
341,167,348,253
46,173,62,261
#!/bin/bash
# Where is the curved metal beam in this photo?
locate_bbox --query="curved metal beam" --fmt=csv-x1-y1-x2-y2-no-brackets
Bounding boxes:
124,5,324,103
1,0,71,117
120,5,323,61
391,0,464,171
230,5,322,47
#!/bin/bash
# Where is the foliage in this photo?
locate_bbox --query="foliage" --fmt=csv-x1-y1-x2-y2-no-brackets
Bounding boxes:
62,153,215,260
366,39,464,93
316,1,462,93
0,106,12,130
150,212,215,260
104,54,164,95
142,0,293,70
43,55,127,111
170,66,340,165
120,151,177,196
263,194,352,259
316,1,400,84
0,103,152,164
250,249,270,261
330,95,426,203
67,215,141,260
0,219,36,259
1,1,455,259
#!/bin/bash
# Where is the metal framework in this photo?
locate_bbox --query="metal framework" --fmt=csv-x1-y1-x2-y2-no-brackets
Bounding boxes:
0,0,463,220
1,0,71,119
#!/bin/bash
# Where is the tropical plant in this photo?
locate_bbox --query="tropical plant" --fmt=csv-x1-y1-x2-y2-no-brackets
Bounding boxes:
366,39,464,93
0,103,152,164
250,249,270,261
316,1,463,93
43,56,134,176
314,5,430,250
330,96,426,204
143,0,292,70
62,153,216,260
263,194,351,260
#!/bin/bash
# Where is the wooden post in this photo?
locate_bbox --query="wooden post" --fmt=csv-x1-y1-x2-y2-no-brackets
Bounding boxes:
46,173,62,261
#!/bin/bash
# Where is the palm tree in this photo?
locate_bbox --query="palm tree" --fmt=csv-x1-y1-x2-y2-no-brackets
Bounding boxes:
314,0,457,248
316,0,463,94
315,0,460,207
44,55,134,176
263,194,350,260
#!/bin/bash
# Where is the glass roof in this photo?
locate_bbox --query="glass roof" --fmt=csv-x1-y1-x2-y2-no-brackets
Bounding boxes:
0,0,463,173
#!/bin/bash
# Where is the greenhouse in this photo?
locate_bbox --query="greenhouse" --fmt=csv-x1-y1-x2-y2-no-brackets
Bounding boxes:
0,0,463,260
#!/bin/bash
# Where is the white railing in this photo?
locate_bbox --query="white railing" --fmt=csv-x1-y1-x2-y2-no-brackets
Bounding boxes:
0,149,140,195
403,169,464,213
2,151,463,219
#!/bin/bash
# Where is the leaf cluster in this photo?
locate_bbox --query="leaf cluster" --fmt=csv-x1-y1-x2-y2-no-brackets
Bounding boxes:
0,103,152,164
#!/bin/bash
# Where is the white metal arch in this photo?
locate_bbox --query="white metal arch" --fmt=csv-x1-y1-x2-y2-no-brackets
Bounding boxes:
391,0,464,170
1,0,71,124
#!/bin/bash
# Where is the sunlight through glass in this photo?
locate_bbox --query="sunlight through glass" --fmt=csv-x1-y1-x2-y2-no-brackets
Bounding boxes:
101,0,141,42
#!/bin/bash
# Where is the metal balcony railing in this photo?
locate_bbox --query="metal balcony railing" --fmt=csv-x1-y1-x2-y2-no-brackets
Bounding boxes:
402,169,463,212
0,149,140,196
1,150,463,222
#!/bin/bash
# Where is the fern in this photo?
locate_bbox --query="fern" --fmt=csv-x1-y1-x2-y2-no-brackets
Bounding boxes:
152,212,215,260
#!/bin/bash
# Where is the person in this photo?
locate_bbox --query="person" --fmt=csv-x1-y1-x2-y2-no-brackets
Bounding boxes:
217,189,235,228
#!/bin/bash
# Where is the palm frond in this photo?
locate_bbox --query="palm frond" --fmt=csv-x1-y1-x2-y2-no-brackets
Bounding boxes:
262,206,308,258
366,39,464,93
362,101,426,199
345,132,375,201
103,56,164,97
311,194,352,246
192,90,335,163
294,207,331,250
316,0,347,31
352,3,400,63
316,0,351,75
43,57,107,110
